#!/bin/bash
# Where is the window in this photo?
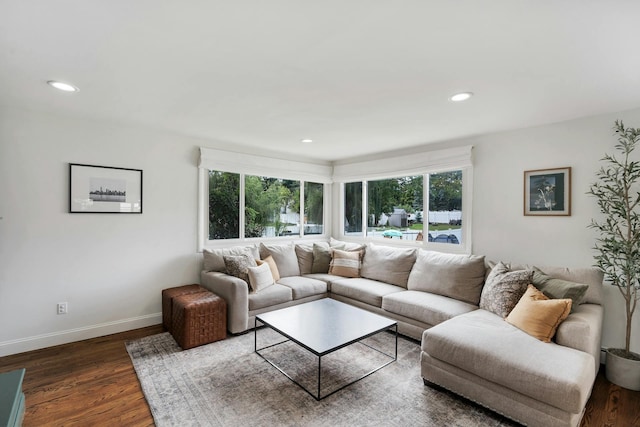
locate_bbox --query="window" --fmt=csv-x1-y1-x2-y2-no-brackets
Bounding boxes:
427,171,462,245
344,182,362,235
342,169,467,248
208,171,240,240
245,176,300,238
304,181,324,235
204,169,325,243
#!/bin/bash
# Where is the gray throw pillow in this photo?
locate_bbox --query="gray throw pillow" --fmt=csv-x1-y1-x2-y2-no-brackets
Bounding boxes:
311,242,332,273
223,254,258,288
531,266,589,312
479,262,533,318
203,245,259,272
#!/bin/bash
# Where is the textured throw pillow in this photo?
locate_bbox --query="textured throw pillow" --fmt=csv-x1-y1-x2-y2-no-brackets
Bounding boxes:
256,255,280,282
329,249,363,278
247,262,275,293
311,242,332,273
407,250,486,304
531,267,588,313
360,243,417,288
259,243,301,278
203,245,259,272
479,262,533,318
223,254,257,287
295,244,314,275
506,284,572,342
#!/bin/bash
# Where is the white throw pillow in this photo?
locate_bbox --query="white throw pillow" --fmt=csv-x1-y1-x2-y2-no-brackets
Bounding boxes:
247,262,275,293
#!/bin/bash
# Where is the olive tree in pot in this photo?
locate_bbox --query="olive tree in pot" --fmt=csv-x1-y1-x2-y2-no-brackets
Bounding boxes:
588,120,640,391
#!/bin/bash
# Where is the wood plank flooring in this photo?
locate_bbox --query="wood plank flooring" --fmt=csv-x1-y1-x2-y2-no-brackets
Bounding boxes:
0,325,638,426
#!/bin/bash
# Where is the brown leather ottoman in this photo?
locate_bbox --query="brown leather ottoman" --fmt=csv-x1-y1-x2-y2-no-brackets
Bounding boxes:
172,292,227,350
161,284,207,333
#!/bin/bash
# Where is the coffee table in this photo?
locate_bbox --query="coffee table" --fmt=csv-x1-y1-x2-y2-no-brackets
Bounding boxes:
254,298,397,400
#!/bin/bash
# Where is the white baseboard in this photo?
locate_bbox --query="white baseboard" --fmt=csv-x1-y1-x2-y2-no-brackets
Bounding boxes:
0,313,162,357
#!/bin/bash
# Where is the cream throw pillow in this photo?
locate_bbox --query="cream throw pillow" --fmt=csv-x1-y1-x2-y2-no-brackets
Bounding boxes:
247,262,275,293
329,249,363,278
506,284,572,342
256,255,280,282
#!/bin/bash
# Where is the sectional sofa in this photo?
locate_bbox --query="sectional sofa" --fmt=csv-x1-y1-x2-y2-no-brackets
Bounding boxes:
200,239,603,427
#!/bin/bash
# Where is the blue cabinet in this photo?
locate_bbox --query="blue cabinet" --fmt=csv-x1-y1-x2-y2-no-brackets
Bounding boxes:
0,369,25,427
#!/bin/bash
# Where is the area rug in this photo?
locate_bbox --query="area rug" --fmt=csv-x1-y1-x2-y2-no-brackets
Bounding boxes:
126,329,517,426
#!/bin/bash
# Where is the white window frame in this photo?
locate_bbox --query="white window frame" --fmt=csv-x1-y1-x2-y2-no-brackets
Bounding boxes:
198,147,332,251
334,145,474,254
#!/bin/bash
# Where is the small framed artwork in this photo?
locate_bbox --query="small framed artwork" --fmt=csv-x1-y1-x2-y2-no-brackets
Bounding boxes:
69,163,143,213
524,167,571,216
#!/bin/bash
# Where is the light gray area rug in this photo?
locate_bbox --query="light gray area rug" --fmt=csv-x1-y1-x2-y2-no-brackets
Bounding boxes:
126,329,517,427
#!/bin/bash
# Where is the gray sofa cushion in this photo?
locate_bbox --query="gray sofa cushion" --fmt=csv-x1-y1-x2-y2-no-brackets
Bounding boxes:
331,277,404,307
407,250,486,304
497,262,604,306
421,309,596,413
277,276,328,300
382,291,477,326
361,243,417,288
203,245,260,272
311,242,332,273
248,284,293,311
295,244,314,275
260,242,301,278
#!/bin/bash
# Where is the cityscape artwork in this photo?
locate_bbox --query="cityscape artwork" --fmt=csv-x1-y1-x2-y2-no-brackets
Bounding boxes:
70,163,143,213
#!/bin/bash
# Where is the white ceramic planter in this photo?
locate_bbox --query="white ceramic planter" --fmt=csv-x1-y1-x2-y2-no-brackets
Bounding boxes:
605,349,640,391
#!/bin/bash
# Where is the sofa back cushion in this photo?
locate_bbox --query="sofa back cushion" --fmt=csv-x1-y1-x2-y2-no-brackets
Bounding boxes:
407,250,486,305
203,245,260,272
361,243,417,288
295,244,314,275
259,242,301,278
493,261,604,306
312,242,332,273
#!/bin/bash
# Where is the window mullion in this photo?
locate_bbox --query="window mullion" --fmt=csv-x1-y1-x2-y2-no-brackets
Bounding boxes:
362,180,368,238
300,180,305,237
240,173,246,240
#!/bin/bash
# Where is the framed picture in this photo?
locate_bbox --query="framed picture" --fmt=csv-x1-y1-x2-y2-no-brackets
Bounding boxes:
69,163,143,213
524,167,571,216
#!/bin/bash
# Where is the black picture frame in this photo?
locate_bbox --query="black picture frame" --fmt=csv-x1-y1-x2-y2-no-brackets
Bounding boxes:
69,163,143,213
523,167,571,216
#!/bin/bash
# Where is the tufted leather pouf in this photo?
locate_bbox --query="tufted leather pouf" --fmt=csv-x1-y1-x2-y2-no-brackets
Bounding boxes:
161,284,208,333
172,291,227,350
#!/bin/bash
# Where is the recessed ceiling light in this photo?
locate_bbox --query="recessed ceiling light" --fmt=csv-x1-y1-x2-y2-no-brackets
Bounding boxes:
47,80,79,92
449,92,473,102
301,139,313,144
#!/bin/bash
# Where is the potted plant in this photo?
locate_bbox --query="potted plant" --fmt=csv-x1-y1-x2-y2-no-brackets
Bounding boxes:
588,120,640,391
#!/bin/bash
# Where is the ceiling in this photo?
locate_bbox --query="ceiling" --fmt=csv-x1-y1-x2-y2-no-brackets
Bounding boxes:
2,1,640,162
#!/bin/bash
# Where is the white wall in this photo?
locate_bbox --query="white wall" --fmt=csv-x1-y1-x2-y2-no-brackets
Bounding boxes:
470,108,640,353
0,108,203,356
2,105,640,357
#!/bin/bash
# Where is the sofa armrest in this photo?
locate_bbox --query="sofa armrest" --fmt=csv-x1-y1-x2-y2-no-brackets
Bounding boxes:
555,303,603,374
200,270,249,334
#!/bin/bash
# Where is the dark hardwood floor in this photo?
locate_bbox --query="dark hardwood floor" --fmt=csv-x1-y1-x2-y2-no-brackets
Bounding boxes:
0,325,638,426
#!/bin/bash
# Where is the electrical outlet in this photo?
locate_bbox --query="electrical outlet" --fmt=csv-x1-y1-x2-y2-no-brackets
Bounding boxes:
57,302,68,315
